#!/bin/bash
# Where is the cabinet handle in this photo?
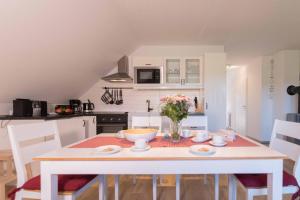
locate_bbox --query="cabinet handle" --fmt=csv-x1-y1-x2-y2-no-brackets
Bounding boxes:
206,102,208,110
83,120,86,127
145,63,151,66
93,117,96,124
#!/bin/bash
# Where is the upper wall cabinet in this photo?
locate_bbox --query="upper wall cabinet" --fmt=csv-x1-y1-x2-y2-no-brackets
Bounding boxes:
132,57,163,67
164,57,203,86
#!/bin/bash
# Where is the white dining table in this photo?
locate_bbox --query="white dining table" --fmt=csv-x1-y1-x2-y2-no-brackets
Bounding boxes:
34,134,286,200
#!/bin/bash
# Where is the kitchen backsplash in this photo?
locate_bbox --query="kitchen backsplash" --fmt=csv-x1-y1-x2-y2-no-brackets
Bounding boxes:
80,80,204,113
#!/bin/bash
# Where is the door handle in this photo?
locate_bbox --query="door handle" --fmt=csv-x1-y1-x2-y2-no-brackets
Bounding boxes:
181,79,186,85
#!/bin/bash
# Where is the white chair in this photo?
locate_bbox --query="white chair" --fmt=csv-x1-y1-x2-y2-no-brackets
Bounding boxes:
228,119,300,200
7,121,105,200
181,116,208,131
131,116,162,199
131,115,162,131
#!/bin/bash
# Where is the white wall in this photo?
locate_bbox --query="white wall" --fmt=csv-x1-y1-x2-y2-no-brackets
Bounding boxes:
80,79,202,113
246,50,300,142
273,50,300,120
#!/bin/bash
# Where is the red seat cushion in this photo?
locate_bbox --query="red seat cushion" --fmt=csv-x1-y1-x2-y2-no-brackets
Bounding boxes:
23,175,97,192
235,171,298,188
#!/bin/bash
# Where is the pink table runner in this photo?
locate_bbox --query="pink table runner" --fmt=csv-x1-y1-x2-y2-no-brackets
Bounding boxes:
71,135,258,148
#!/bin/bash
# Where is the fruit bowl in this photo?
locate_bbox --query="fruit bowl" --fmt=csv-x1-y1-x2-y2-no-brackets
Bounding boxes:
122,128,158,142
55,105,74,115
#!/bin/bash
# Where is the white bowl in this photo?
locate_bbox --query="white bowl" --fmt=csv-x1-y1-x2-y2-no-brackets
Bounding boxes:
123,129,158,142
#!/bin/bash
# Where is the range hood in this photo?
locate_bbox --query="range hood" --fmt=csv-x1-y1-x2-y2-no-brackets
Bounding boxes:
102,56,133,83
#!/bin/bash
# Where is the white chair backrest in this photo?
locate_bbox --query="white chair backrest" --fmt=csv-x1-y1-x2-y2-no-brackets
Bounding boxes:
269,119,300,184
131,116,162,131
181,116,208,130
8,121,61,187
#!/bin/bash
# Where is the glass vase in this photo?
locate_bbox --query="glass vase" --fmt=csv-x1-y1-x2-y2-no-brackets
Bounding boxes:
169,120,181,143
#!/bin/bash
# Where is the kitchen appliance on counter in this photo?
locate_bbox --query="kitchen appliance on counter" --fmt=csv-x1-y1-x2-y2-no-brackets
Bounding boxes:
69,99,82,113
96,112,128,134
135,67,161,84
83,100,95,113
32,101,47,116
13,99,47,117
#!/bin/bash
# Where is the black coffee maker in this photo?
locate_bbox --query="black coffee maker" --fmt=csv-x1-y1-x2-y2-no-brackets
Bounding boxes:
83,99,95,113
69,99,82,113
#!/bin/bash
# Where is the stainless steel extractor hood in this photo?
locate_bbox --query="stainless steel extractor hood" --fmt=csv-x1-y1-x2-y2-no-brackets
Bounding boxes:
102,56,133,83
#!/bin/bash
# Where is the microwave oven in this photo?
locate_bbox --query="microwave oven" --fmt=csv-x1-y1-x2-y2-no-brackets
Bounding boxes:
135,68,161,84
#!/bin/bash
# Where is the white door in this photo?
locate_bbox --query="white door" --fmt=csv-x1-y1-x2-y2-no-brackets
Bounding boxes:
226,66,247,135
204,53,227,131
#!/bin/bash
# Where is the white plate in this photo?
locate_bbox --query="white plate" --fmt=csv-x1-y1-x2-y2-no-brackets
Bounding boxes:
96,145,122,154
191,136,212,143
189,145,216,156
209,141,227,147
130,145,151,152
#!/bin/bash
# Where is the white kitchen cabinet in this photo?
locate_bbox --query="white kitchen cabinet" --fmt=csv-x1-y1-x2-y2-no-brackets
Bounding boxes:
83,116,97,138
132,57,163,67
56,117,86,146
164,57,203,86
0,120,44,150
204,53,226,132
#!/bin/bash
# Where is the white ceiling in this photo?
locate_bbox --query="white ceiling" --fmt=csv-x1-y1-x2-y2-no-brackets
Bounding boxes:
0,0,300,103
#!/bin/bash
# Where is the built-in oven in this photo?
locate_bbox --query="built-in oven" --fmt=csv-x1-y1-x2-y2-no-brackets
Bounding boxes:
135,68,161,84
96,113,128,134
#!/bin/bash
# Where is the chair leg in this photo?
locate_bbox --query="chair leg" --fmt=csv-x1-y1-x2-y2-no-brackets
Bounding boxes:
0,184,5,200
176,175,180,200
99,175,107,200
246,191,253,200
132,175,137,185
228,175,237,200
203,174,208,185
114,175,119,200
152,175,157,200
214,174,219,200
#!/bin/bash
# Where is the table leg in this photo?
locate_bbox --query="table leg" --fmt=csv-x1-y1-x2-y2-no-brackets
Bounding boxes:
267,160,283,200
41,165,58,200
99,175,107,200
176,175,180,200
228,175,237,200
114,175,119,200
214,174,219,200
152,175,157,200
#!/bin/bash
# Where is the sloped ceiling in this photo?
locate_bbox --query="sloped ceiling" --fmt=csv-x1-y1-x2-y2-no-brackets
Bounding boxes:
1,0,300,103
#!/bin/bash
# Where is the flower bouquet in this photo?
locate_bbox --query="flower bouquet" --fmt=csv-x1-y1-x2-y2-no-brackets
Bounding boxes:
160,95,192,142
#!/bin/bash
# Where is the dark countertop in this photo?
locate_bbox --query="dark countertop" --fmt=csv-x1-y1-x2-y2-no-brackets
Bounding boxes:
0,111,203,121
0,112,109,121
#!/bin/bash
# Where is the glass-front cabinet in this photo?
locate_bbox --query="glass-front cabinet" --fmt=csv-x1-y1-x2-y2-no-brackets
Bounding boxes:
165,59,181,84
164,57,203,86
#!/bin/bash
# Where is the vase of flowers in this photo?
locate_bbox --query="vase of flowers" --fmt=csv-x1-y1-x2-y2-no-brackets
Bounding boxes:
160,95,191,143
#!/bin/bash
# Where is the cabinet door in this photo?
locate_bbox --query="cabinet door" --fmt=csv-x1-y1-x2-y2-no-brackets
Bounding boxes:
85,116,97,138
165,58,181,84
204,53,226,131
132,57,163,67
184,58,203,85
57,118,86,146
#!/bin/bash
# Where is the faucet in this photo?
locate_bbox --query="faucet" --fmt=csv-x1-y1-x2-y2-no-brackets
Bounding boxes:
146,100,153,112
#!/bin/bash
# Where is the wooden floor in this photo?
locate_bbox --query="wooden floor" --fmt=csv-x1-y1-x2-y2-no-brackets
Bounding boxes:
4,160,295,199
